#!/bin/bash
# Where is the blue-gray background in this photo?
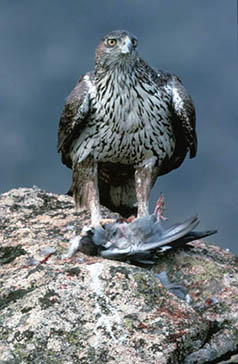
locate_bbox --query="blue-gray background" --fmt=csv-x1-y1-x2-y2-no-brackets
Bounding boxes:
1,1,237,252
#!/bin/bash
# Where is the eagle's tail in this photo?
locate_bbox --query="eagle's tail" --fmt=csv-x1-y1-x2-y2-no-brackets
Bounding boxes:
98,162,137,217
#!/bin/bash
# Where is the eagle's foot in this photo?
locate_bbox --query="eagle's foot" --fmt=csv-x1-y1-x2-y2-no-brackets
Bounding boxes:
99,218,117,226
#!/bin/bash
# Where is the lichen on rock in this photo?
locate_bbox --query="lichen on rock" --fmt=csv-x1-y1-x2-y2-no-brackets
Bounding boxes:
0,187,238,363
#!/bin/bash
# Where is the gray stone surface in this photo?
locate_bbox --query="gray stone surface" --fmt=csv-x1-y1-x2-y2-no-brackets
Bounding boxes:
0,187,238,363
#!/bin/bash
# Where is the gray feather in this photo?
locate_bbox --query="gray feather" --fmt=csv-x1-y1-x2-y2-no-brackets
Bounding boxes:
73,212,217,264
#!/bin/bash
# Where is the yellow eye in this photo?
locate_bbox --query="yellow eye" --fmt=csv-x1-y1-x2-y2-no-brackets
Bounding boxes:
107,38,117,47
132,38,137,47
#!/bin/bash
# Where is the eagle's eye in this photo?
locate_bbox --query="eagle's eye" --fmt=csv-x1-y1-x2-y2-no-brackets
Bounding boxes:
106,38,117,47
132,38,137,47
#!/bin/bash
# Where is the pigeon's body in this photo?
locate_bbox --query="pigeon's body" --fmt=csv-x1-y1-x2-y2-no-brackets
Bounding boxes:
63,214,216,265
58,30,197,223
63,198,217,265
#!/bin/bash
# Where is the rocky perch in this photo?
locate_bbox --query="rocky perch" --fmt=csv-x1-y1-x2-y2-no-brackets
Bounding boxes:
0,187,238,364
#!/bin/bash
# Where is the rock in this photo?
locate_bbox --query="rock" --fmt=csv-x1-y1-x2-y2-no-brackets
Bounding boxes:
0,187,237,364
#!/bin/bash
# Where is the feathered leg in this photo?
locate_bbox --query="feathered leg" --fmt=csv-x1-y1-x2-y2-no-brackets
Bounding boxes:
135,158,159,217
72,156,101,226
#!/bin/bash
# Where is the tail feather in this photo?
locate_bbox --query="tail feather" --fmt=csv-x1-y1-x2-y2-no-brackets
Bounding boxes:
98,162,137,217
178,229,218,243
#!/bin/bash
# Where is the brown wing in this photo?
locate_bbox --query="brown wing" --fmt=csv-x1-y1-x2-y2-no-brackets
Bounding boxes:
169,74,197,158
57,71,94,168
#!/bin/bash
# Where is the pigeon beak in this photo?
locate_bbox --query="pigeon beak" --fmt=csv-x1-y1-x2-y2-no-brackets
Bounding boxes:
120,36,133,54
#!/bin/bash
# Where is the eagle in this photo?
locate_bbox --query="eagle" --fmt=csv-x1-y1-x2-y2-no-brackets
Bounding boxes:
58,30,197,225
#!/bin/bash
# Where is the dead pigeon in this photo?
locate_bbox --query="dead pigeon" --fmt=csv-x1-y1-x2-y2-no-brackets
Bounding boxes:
63,198,217,264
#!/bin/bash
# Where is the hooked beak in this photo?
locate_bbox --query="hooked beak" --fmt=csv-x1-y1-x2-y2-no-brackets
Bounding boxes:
120,36,133,54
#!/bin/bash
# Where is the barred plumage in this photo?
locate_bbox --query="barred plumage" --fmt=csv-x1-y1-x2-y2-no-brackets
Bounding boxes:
58,30,197,224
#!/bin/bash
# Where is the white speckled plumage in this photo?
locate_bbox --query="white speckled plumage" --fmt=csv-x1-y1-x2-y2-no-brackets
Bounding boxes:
71,67,176,168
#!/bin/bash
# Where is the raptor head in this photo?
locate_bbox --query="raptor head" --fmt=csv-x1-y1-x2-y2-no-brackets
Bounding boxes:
95,30,138,70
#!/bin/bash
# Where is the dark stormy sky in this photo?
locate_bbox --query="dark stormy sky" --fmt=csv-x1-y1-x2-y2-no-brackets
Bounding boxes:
1,1,237,252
